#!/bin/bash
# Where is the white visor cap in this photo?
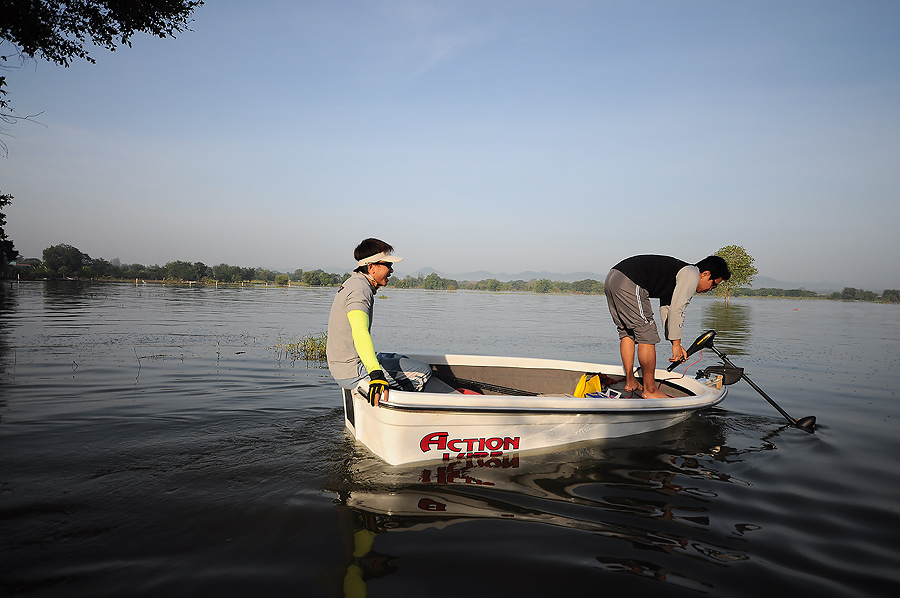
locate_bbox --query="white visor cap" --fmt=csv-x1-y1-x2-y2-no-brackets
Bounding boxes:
357,251,403,267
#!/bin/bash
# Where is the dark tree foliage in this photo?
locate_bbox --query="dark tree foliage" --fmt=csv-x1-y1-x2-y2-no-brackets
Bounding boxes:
0,75,8,112
572,278,604,294
1,1,203,153
42,243,90,275
0,191,17,272
301,269,342,286
1,0,204,67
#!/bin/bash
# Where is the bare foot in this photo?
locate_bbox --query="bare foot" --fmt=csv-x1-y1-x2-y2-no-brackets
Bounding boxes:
641,388,669,399
623,378,643,392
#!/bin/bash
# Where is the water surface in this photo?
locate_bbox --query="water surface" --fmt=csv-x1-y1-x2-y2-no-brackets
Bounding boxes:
1,281,899,596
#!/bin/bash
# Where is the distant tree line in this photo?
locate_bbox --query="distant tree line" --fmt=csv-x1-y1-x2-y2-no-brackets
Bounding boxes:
11,244,609,294
733,286,899,303
733,287,821,298
11,244,349,286
387,273,606,294
712,245,899,303
7,244,899,302
831,287,900,303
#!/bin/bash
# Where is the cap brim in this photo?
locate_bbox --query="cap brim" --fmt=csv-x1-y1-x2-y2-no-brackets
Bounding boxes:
357,252,404,267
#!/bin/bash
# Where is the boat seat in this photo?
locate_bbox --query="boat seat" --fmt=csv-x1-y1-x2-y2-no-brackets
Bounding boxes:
422,375,461,394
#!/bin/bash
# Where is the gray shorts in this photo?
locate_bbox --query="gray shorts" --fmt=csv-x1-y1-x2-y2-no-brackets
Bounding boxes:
334,352,432,392
604,269,661,345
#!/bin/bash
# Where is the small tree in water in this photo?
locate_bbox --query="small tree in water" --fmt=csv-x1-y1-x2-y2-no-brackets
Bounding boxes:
714,245,758,303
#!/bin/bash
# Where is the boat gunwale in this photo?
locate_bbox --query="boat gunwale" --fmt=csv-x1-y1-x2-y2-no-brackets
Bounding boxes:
374,353,726,414
376,395,726,416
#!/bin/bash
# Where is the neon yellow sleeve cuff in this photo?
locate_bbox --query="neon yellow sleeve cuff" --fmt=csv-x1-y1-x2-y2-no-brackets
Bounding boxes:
347,310,380,373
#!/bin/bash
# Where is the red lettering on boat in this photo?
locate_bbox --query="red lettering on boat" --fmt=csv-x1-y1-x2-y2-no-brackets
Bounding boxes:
420,431,448,452
419,432,521,457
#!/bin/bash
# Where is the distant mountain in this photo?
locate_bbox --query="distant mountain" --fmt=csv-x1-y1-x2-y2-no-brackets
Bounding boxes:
404,268,607,283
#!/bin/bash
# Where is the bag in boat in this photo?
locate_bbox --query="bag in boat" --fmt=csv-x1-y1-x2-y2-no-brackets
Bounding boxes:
574,373,619,398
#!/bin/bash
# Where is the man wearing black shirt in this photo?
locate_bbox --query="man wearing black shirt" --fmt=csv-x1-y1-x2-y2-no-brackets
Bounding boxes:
605,255,730,398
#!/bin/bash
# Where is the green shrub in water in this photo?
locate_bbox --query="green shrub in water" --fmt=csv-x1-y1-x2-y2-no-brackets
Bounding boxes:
273,332,328,364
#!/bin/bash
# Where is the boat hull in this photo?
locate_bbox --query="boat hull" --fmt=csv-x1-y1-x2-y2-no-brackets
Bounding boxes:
341,354,726,465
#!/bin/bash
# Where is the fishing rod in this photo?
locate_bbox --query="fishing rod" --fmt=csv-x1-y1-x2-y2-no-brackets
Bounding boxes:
668,330,817,432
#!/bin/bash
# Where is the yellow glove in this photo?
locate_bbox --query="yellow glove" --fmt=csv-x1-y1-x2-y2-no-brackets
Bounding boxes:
367,370,389,406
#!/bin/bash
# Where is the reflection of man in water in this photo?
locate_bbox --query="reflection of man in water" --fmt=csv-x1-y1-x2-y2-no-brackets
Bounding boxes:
327,503,398,598
343,525,396,596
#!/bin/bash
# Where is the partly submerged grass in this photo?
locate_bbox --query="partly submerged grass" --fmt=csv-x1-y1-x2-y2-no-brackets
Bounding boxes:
271,332,328,365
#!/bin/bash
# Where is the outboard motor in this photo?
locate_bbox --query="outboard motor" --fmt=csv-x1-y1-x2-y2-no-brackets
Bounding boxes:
696,364,744,386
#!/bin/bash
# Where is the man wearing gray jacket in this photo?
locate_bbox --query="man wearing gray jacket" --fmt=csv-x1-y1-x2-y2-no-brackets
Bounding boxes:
326,238,431,406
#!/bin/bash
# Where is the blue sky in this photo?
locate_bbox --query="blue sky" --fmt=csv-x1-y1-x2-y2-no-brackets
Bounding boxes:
3,0,899,289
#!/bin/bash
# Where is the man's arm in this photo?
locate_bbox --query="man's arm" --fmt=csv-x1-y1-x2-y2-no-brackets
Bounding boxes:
347,309,389,405
663,266,700,360
347,310,380,373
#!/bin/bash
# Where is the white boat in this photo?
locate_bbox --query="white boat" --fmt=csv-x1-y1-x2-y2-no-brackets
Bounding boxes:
341,353,727,466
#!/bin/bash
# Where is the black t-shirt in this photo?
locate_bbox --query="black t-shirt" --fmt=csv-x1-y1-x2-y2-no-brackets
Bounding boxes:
612,255,689,307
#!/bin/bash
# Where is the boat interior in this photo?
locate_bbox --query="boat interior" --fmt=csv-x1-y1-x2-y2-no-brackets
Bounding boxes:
421,363,695,398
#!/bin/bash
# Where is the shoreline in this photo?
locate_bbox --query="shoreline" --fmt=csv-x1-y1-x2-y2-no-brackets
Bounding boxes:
5,277,898,304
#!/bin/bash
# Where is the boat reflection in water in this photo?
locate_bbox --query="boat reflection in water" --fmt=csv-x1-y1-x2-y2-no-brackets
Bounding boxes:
322,409,785,595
